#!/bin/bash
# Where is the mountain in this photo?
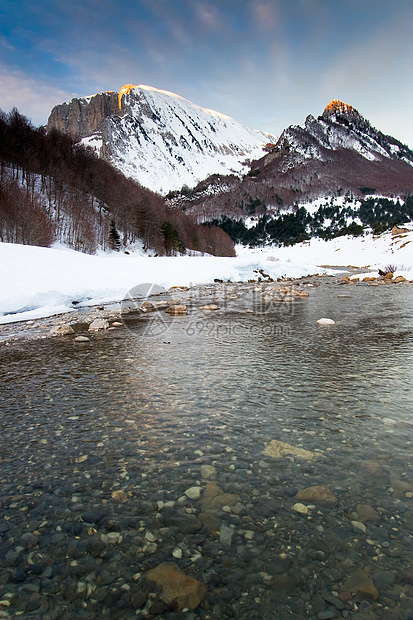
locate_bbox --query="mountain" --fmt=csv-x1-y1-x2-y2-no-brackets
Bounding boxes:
169,99,413,220
264,99,413,173
0,109,235,256
47,84,276,195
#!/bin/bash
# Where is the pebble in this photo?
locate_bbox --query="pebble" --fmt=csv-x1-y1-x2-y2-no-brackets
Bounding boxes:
292,503,309,515
50,324,75,336
219,524,235,547
172,547,183,558
200,464,217,480
351,520,367,533
185,486,202,500
88,318,109,331
317,611,338,619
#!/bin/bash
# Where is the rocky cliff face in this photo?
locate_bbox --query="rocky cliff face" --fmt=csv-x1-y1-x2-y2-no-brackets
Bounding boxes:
47,85,274,194
48,91,120,139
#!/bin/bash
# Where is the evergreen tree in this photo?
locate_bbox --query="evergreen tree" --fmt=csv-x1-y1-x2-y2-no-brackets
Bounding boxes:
109,219,121,251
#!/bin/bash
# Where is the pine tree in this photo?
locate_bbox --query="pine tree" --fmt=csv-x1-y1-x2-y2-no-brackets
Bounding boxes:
109,219,121,251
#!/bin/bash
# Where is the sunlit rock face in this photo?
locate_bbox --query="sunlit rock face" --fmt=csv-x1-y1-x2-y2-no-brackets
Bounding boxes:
47,84,275,194
322,99,363,120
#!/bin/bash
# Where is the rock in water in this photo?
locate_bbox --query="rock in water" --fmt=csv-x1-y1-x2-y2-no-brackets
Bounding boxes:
341,568,379,601
356,503,380,523
292,503,309,515
316,318,336,325
88,318,109,331
111,490,128,503
50,324,75,336
200,465,216,480
295,485,337,505
184,486,202,500
219,524,234,547
164,305,188,315
198,512,220,538
199,482,240,511
146,562,206,610
263,440,320,461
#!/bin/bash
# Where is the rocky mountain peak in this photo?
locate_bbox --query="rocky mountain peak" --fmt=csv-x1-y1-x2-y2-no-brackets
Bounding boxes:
322,99,362,120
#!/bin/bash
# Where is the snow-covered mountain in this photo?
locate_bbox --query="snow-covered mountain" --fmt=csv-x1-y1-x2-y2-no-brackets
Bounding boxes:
265,99,413,169
47,84,276,194
171,99,413,220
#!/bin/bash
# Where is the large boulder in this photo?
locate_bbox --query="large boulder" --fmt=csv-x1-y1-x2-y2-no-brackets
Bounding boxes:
295,485,337,505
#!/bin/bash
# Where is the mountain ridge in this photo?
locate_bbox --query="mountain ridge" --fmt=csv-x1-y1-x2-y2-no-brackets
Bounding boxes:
47,84,276,194
169,98,413,221
47,88,413,221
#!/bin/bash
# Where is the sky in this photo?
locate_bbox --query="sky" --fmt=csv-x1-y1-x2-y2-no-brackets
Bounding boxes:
1,0,412,147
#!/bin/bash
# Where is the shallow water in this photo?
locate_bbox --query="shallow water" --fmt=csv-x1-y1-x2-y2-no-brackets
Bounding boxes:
0,281,412,619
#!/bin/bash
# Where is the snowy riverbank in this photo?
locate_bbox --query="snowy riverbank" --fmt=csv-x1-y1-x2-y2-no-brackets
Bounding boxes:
1,227,412,324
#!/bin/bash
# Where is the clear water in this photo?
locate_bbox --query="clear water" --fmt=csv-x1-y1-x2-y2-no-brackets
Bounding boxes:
0,281,412,619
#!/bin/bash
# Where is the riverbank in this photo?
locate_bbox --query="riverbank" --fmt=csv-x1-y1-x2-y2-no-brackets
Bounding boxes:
1,227,412,327
1,268,411,347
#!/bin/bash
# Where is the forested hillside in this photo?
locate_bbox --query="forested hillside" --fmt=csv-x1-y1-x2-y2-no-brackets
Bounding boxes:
0,109,235,256
203,196,413,247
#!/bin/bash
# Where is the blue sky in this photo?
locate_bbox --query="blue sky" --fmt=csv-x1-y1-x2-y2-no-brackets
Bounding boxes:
1,0,412,146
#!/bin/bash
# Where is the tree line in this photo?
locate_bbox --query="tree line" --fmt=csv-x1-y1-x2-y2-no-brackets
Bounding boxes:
204,196,413,247
0,108,235,256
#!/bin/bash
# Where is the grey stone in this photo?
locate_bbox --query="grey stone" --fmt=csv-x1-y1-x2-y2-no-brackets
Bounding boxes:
50,324,75,336
163,511,202,534
200,465,216,480
318,611,338,620
88,318,109,331
219,524,234,548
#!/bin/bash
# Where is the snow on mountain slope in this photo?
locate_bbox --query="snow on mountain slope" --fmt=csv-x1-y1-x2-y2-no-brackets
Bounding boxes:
48,84,276,194
271,100,413,169
107,84,276,194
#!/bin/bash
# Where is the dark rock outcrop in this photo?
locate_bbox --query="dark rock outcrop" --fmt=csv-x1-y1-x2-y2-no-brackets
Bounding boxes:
48,91,120,139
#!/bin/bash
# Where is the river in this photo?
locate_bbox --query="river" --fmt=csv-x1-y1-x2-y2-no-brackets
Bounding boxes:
0,279,412,619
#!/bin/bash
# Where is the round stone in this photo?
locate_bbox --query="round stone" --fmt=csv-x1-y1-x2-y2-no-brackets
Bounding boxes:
292,503,309,515
185,486,202,500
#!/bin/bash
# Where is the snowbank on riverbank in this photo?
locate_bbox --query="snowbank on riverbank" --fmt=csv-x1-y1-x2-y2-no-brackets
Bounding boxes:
0,227,412,324
0,244,327,324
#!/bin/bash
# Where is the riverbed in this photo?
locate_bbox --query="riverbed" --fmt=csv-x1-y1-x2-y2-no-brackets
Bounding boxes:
0,279,412,619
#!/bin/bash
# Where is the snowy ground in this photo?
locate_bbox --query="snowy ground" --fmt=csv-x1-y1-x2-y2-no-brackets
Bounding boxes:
1,228,412,324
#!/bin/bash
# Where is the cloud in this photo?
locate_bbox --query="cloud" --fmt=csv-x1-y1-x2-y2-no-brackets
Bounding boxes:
196,3,220,29
251,1,279,31
0,35,16,52
0,67,76,125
